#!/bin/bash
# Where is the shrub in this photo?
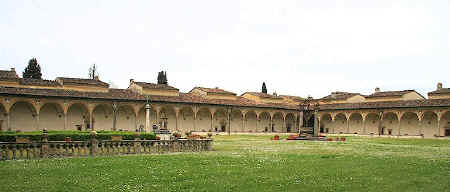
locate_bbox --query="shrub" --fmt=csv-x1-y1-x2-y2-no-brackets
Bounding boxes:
0,130,156,142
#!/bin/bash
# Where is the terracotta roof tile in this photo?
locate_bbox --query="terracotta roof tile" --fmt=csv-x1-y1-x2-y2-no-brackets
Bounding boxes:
0,70,19,79
0,86,297,110
314,99,450,110
134,82,178,91
19,78,60,87
56,77,109,88
243,92,283,99
193,87,236,95
320,92,361,101
428,88,450,95
365,90,415,98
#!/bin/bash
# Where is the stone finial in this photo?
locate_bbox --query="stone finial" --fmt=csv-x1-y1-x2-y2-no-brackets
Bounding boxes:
94,75,99,80
10,68,15,72
375,87,380,93
437,82,443,90
130,79,135,84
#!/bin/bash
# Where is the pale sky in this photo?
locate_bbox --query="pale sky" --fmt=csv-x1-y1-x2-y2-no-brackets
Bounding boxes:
0,0,449,98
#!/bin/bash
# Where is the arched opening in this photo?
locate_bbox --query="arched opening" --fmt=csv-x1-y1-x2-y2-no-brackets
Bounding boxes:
92,104,114,131
422,111,438,138
364,113,380,135
334,113,347,134
40,103,64,131
320,113,332,133
400,112,419,136
231,109,243,132
272,112,283,132
116,105,136,131
440,111,450,137
258,112,271,132
137,106,157,132
213,108,227,132
349,113,363,134
303,113,315,128
67,103,89,131
382,112,399,136
179,107,194,132
285,113,296,133
159,106,176,131
197,107,212,132
0,103,7,131
10,101,37,132
245,111,257,132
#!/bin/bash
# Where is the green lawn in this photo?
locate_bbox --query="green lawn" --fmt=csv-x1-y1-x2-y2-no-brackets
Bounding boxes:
0,135,449,192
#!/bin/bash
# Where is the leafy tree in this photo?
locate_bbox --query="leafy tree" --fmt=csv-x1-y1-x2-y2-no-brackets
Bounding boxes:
22,58,42,79
262,82,267,94
157,71,168,85
88,64,98,79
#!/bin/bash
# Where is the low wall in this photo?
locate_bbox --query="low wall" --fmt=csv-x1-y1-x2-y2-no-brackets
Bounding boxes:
0,138,213,160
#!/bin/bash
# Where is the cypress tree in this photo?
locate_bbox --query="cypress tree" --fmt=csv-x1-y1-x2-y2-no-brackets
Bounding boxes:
262,82,267,94
22,58,42,79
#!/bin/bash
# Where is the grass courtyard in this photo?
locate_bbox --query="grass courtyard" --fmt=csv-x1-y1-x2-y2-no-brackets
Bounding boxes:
0,135,449,192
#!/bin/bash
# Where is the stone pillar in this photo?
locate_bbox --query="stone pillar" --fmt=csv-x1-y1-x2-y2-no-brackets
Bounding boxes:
210,113,214,131
6,113,10,131
242,118,245,132
378,111,383,136
437,118,441,137
145,103,151,132
36,113,40,131
299,112,304,133
112,103,117,131
313,110,319,136
89,111,94,131
227,108,231,135
175,112,179,132
346,117,350,134
193,113,197,132
64,113,67,130
398,119,401,136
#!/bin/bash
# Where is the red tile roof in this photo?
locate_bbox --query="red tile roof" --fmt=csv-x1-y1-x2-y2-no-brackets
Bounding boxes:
243,92,283,99
319,92,362,101
365,90,415,98
56,77,109,88
134,82,179,91
0,70,19,80
428,88,450,96
193,87,236,95
0,86,298,110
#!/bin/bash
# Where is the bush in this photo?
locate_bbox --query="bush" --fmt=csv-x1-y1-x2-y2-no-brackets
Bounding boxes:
0,130,156,142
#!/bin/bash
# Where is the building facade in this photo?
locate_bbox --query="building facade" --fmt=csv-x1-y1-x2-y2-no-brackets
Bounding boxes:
0,68,449,138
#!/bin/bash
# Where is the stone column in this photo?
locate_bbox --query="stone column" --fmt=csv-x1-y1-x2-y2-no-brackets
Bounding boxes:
89,111,94,131
6,113,10,131
299,111,304,133
313,110,319,136
112,103,118,131
193,113,197,132
397,119,401,136
378,111,383,136
242,117,245,132
36,112,40,131
145,103,151,132
210,113,214,131
283,118,286,133
64,113,67,130
134,113,138,131
227,108,231,135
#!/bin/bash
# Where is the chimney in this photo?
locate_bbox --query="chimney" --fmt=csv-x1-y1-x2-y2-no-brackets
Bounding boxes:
437,82,443,90
215,86,219,89
10,68,15,72
94,75,99,80
130,79,135,84
375,87,380,93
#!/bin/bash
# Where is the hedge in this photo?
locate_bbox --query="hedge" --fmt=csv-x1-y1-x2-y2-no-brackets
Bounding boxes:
0,130,156,142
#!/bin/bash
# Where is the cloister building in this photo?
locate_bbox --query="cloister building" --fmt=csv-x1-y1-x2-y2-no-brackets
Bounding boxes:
0,68,449,138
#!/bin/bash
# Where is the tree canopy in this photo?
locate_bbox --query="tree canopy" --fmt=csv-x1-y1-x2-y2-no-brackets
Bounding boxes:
22,58,42,79
88,64,99,79
262,82,267,94
157,71,168,85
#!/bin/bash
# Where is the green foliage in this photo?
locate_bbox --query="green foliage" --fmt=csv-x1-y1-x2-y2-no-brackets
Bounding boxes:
157,71,168,85
22,58,42,79
262,82,267,93
0,135,448,191
88,63,98,79
0,130,156,142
